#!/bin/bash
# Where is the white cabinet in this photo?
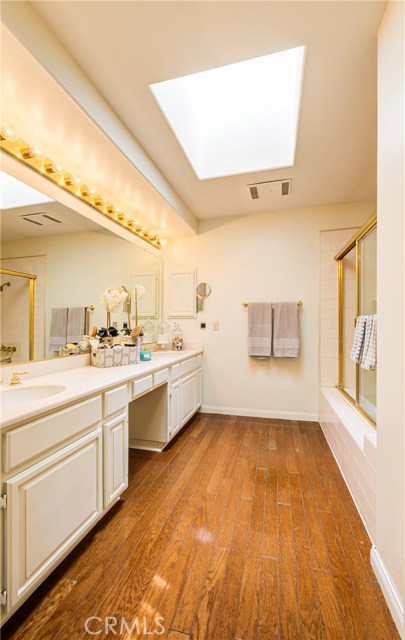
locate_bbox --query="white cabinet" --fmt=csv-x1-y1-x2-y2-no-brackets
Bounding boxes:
180,373,197,426
167,269,196,318
169,381,180,439
196,368,202,409
166,355,203,442
5,429,102,610
102,384,128,508
103,412,128,507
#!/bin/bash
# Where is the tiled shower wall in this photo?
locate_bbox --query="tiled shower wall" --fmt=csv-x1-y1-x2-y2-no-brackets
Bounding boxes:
319,227,377,541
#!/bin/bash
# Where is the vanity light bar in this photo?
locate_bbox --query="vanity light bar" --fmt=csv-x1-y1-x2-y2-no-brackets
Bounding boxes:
0,127,162,250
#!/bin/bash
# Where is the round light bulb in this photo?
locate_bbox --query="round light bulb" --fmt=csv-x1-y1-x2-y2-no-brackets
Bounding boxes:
0,124,17,141
21,145,43,160
44,161,63,174
160,238,167,247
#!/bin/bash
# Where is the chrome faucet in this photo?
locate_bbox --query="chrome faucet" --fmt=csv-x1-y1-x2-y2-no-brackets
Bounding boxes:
9,371,29,386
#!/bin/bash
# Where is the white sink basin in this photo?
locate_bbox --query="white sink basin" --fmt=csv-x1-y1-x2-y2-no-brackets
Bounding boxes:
0,384,66,408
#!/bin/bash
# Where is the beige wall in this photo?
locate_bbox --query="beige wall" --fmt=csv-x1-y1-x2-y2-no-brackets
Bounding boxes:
163,201,374,420
375,1,405,635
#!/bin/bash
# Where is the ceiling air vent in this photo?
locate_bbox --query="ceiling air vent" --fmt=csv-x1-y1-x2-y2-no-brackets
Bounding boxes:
248,179,292,200
20,213,63,226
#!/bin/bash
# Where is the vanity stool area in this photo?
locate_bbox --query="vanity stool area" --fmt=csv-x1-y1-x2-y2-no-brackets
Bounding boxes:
0,350,202,624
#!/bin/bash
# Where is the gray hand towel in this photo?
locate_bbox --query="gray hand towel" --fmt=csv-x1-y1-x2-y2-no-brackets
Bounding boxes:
248,302,273,357
67,307,86,344
273,302,299,357
49,307,68,352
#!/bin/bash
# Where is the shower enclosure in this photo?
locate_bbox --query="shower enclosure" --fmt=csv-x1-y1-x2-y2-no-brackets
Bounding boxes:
335,214,377,425
0,268,36,362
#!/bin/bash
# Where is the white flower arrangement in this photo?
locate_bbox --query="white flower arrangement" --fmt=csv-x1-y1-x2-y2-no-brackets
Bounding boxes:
100,286,128,313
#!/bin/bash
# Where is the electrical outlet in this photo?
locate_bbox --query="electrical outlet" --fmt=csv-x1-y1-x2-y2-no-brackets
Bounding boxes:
212,321,220,331
200,322,206,329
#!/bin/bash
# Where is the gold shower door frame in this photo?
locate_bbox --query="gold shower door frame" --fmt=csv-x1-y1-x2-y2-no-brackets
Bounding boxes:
335,213,377,427
0,268,37,361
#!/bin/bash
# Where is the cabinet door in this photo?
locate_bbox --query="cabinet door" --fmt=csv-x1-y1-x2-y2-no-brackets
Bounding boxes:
180,373,196,427
104,412,128,507
167,269,196,318
169,382,180,439
196,368,202,410
5,429,102,609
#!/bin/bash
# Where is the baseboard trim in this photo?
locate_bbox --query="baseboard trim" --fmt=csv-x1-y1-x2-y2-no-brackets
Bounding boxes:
370,546,404,638
200,405,319,422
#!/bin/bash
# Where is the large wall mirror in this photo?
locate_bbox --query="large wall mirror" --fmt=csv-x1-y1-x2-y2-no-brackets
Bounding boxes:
0,169,163,365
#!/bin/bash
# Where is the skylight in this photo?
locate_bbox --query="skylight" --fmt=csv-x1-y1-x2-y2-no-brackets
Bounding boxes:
0,171,53,209
150,46,306,180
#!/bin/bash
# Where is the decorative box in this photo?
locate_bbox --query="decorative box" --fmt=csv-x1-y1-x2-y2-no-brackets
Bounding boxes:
91,345,140,368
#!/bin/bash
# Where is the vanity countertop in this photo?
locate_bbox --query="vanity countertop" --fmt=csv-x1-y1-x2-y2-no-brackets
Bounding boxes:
0,349,203,430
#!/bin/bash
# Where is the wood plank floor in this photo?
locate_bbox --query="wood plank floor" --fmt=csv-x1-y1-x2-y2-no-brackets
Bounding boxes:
1,414,400,640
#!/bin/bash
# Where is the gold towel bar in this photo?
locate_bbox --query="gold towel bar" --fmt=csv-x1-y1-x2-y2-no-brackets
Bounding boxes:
242,300,303,309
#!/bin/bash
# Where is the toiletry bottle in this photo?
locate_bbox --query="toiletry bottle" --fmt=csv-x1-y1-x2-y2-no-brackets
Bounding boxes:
142,318,155,343
157,319,171,351
172,322,184,350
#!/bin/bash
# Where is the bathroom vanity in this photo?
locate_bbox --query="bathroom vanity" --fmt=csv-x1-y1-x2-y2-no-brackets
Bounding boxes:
0,349,202,623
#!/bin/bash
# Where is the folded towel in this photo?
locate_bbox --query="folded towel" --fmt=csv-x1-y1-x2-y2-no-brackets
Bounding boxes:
67,307,86,344
361,315,377,370
49,307,68,352
350,316,367,364
273,302,299,357
248,302,273,357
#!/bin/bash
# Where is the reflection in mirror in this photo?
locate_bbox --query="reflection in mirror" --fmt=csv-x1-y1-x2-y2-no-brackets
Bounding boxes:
0,170,162,364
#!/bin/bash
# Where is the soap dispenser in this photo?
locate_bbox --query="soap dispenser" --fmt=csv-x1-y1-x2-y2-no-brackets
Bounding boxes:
172,322,184,350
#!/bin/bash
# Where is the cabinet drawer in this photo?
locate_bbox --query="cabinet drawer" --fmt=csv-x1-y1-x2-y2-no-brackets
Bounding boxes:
171,363,181,382
196,354,202,368
103,384,128,418
154,368,169,387
4,396,102,473
181,357,196,376
132,375,153,398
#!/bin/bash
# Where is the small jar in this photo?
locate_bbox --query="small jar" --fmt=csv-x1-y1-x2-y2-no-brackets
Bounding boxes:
172,322,184,350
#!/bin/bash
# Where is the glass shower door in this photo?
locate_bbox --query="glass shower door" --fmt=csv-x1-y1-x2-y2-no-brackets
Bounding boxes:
340,246,357,402
358,226,377,421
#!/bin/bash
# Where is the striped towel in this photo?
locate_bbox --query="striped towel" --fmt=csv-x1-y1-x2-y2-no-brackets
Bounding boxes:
273,302,299,358
361,315,377,370
350,316,367,364
248,302,273,357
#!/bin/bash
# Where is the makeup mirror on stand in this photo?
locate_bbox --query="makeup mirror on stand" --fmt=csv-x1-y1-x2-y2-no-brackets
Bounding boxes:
196,282,211,312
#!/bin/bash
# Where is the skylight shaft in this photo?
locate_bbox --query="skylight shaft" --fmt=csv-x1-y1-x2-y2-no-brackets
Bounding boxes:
150,46,306,180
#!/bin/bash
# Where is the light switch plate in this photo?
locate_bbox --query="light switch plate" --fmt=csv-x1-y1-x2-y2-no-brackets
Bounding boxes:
212,321,220,331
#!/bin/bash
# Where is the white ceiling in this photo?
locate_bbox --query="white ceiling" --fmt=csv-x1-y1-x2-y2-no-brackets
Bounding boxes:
27,2,387,219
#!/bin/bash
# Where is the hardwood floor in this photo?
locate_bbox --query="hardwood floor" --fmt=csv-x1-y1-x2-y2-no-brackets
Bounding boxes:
1,414,400,639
